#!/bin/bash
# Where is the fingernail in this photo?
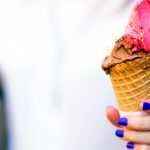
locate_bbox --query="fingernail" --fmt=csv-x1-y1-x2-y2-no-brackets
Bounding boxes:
118,118,128,126
142,102,150,110
115,130,124,138
127,142,134,149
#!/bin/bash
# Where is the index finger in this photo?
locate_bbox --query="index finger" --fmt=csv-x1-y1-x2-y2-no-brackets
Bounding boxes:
140,100,150,112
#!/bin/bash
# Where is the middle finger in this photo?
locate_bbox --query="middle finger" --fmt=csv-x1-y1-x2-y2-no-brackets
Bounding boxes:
118,115,150,130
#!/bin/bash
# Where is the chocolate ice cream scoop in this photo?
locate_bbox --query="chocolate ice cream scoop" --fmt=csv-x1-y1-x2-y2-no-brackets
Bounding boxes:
102,37,150,74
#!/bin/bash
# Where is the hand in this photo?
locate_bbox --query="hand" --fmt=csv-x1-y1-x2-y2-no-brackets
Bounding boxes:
106,100,150,150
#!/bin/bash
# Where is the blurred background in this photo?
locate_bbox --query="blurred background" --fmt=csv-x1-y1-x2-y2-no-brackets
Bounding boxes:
0,78,7,150
0,0,134,150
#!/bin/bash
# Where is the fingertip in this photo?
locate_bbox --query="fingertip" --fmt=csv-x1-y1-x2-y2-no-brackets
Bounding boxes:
140,100,150,111
105,106,118,119
105,105,114,113
105,105,120,126
126,142,134,149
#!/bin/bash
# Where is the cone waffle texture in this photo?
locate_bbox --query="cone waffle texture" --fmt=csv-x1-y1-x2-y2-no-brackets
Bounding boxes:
109,57,150,112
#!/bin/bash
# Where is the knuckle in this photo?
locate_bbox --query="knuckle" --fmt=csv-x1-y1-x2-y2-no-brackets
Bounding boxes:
126,131,135,142
135,145,149,150
133,118,143,130
136,122,143,130
142,145,149,150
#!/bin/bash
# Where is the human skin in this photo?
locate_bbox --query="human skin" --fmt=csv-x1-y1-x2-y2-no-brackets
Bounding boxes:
106,100,150,150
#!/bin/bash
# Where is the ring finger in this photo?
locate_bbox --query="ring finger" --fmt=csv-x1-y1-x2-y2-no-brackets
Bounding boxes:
127,142,150,150
115,129,150,144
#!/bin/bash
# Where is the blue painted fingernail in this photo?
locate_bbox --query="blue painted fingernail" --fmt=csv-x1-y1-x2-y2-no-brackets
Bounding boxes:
118,118,128,126
127,142,134,149
143,102,150,110
115,130,124,138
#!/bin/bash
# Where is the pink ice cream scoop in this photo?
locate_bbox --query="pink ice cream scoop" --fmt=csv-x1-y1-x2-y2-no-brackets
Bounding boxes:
123,0,150,52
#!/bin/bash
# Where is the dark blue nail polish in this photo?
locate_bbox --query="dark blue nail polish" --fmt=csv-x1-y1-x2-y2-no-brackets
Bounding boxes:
118,118,128,126
127,142,134,149
143,102,150,110
115,130,124,138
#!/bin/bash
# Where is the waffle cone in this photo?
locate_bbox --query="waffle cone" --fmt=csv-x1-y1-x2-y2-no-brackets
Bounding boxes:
109,57,150,112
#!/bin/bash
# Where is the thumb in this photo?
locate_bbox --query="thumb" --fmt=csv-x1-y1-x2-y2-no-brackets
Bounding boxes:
105,106,120,127
140,99,150,112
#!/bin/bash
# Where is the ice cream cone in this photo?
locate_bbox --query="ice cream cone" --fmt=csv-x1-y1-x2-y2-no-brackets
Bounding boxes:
109,57,150,112
101,0,150,113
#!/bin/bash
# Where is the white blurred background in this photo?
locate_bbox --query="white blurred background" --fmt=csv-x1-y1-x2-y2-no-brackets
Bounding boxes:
0,0,134,150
